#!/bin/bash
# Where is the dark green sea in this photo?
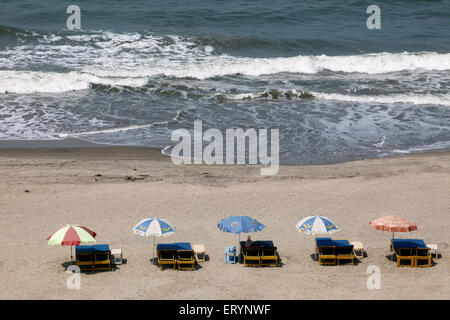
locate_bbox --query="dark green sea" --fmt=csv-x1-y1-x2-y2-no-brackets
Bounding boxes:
1,0,449,164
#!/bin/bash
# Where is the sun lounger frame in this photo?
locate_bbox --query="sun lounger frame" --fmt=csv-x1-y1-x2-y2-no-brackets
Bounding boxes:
242,247,261,267
336,245,355,265
261,247,278,267
318,246,337,265
238,241,279,267
76,252,94,272
93,252,112,271
177,250,196,270
395,250,414,267
414,248,431,267
391,239,432,268
75,245,112,272
157,248,177,271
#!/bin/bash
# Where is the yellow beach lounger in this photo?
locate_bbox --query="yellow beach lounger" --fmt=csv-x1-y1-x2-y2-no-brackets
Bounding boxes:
261,247,278,267
156,246,177,271
75,244,112,272
177,250,196,270
391,239,431,268
336,244,355,265
415,247,431,268
242,247,261,267
315,238,355,266
318,246,337,265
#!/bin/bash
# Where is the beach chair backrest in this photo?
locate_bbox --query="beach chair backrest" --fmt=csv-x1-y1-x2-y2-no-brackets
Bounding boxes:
159,249,176,260
397,248,413,256
416,248,429,256
76,253,92,262
337,246,353,255
95,252,110,261
244,247,260,257
262,247,277,256
319,246,335,256
178,250,194,260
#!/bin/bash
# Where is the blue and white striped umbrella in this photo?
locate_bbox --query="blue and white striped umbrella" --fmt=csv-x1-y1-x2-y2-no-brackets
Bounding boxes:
295,215,338,235
133,217,176,263
133,217,176,237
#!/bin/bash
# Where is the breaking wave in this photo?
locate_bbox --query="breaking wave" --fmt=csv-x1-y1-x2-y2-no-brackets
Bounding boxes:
0,70,148,94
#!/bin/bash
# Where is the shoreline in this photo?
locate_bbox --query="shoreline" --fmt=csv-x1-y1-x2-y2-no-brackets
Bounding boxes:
1,137,450,168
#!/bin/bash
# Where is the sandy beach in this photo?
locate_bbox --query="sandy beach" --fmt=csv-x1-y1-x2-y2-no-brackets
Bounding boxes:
0,146,449,300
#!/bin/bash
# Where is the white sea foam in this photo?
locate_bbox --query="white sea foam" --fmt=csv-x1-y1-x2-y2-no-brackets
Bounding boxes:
86,52,450,79
0,70,148,94
389,141,450,155
2,30,449,81
217,89,450,106
311,92,450,106
57,110,182,138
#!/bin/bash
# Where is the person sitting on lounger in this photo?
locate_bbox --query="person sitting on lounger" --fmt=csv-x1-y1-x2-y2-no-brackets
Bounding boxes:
245,235,253,248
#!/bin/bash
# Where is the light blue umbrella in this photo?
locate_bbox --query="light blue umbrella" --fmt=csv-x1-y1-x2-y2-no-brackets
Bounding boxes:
218,215,265,247
295,215,338,236
218,215,265,234
133,217,176,262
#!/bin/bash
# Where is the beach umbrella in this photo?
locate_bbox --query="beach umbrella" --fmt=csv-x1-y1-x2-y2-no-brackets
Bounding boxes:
46,224,97,261
295,215,339,236
295,215,338,260
133,217,176,263
217,215,265,246
369,215,417,238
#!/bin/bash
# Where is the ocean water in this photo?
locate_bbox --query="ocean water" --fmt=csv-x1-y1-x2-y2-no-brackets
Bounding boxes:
0,0,449,164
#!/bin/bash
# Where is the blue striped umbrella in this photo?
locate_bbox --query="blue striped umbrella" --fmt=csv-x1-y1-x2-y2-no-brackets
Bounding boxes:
133,217,176,237
295,215,338,236
296,215,339,260
133,217,176,262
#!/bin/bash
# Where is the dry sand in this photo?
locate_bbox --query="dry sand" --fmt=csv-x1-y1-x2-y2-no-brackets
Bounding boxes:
0,147,449,299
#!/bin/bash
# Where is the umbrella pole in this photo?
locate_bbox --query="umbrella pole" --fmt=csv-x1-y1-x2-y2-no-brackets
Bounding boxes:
152,237,155,265
391,232,395,261
314,234,317,261
238,233,240,263
71,245,73,263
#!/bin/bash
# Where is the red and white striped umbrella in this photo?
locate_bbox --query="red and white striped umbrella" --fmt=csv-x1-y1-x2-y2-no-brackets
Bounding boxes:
369,216,417,238
47,224,97,260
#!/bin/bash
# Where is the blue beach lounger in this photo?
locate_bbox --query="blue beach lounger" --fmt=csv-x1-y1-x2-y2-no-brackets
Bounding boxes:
75,244,111,272
390,239,431,267
156,243,195,270
315,238,355,266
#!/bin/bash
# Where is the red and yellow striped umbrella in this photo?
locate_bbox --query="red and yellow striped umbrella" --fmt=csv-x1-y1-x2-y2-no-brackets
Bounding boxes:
47,224,97,260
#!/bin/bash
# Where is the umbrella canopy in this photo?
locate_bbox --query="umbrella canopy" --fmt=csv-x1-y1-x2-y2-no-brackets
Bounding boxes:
133,217,176,237
369,216,417,235
295,215,339,235
46,224,97,262
133,217,176,264
47,224,97,246
217,216,265,234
